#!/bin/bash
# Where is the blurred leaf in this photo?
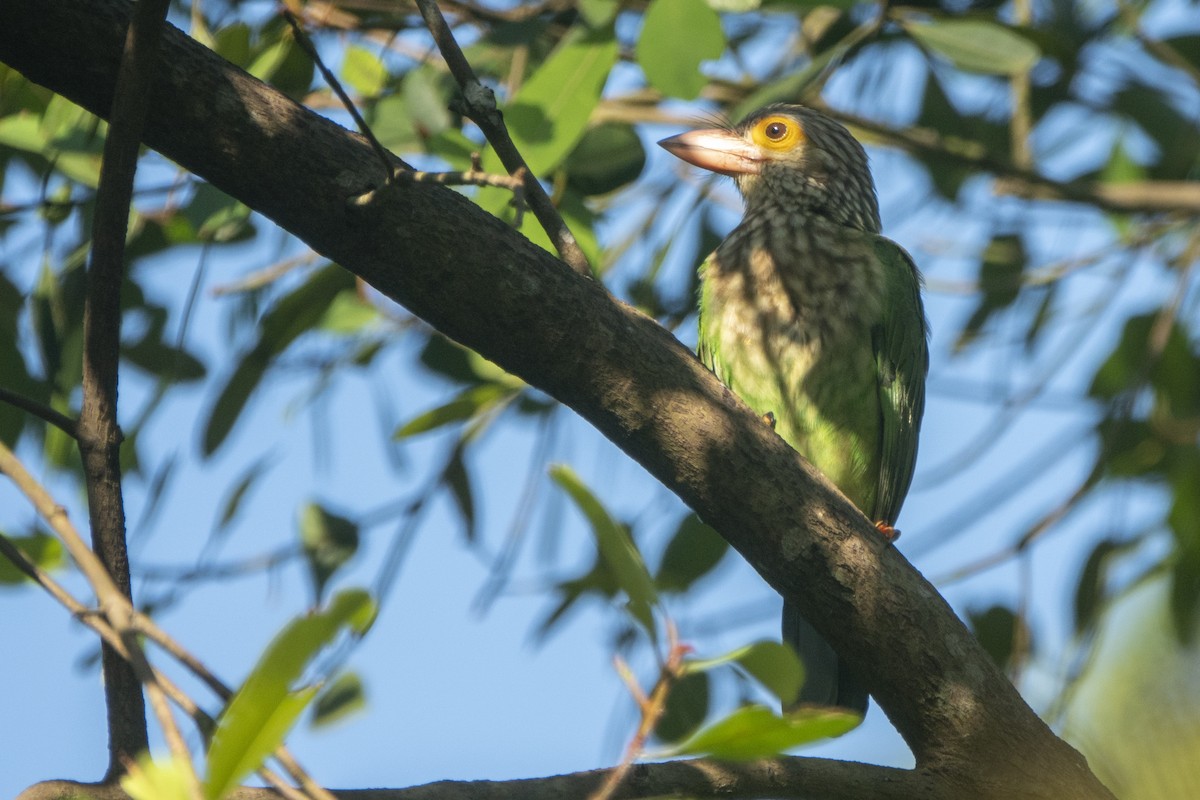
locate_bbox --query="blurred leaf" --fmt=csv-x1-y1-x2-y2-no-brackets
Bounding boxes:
1168,449,1200,643
311,672,366,728
343,46,388,98
655,671,709,743
215,455,274,533
638,0,725,100
955,234,1026,352
578,0,619,26
1112,83,1199,178
0,532,65,585
319,289,378,335
370,93,419,152
419,333,485,386
655,513,728,593
0,272,42,445
565,122,647,196
299,503,360,604
482,24,618,178
1073,538,1124,636
687,640,804,705
402,67,453,138
213,23,252,67
1064,576,1200,798
904,19,1040,75
1100,136,1146,184
183,183,252,244
203,264,354,455
537,555,618,637
442,443,476,541
121,335,206,383
1089,314,1199,416
121,754,195,800
550,464,658,635
206,589,375,800
967,605,1030,671
1170,550,1200,646
1164,35,1200,72
394,383,514,439
660,704,859,759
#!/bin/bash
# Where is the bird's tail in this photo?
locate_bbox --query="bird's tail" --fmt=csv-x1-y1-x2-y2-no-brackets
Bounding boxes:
782,599,869,715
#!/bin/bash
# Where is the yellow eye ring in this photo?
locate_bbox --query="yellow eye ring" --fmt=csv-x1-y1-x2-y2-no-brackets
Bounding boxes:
750,115,804,151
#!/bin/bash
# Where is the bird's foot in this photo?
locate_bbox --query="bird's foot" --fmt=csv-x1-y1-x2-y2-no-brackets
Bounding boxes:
761,411,777,430
874,521,900,544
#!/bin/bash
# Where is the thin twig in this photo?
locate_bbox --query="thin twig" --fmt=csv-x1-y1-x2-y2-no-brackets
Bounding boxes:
589,621,690,800
0,386,80,439
391,155,529,225
412,0,591,275
283,10,395,181
0,447,336,800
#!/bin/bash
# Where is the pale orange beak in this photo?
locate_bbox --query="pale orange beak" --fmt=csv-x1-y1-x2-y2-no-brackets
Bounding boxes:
658,129,763,177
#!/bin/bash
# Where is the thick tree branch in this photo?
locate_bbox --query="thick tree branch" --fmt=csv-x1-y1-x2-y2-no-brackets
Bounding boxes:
0,1,1112,797
20,758,933,800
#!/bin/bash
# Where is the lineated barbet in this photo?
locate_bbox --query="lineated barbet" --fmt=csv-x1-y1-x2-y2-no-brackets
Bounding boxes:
658,104,928,714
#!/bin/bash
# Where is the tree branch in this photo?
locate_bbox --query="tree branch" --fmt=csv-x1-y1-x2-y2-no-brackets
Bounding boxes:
20,757,934,800
0,1,1113,797
0,386,80,439
78,0,172,773
412,0,591,275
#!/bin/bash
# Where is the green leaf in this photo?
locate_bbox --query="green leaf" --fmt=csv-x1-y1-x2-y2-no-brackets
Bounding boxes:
121,754,196,800
343,46,388,97
549,464,658,635
685,640,804,705
565,122,647,196
637,0,725,100
1073,539,1126,637
183,183,252,243
319,289,379,334
402,67,453,138
655,513,728,593
393,383,514,439
578,0,619,26
202,264,354,455
205,590,375,800
661,703,859,759
482,24,618,178
418,334,485,386
311,672,366,728
655,671,709,743
904,19,1040,75
442,444,477,541
954,233,1026,352
967,605,1030,672
0,532,65,585
215,456,275,533
299,503,360,604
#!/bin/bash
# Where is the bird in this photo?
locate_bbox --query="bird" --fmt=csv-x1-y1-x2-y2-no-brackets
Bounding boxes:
658,104,927,715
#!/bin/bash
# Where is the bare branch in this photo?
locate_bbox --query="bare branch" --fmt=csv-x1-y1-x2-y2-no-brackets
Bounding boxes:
412,0,591,275
283,10,395,181
80,0,176,771
0,386,80,439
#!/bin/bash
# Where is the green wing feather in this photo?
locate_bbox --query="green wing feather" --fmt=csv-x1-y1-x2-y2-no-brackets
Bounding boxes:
870,237,928,526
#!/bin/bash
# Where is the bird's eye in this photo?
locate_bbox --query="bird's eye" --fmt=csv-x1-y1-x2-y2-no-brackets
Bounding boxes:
750,115,804,151
765,121,788,140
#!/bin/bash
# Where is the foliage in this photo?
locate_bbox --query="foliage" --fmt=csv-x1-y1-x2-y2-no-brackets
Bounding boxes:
1,0,1199,796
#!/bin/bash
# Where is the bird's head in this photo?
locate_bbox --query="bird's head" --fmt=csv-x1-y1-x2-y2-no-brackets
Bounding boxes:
658,104,880,234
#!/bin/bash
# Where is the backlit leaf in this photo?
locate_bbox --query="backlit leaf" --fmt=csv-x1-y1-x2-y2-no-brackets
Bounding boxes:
638,0,725,100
